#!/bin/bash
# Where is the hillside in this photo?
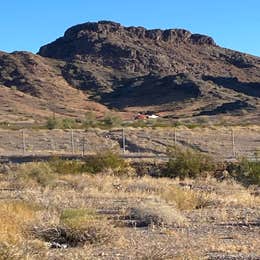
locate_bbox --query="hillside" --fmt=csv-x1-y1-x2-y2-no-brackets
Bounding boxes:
0,21,260,124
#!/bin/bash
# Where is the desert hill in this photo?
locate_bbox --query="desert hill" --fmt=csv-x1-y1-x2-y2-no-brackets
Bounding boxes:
0,21,259,124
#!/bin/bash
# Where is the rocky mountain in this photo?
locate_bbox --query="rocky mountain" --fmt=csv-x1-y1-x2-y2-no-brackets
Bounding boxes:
0,21,259,124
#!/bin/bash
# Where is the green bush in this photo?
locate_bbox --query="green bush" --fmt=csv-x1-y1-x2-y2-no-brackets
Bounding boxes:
83,151,130,175
49,157,85,175
61,118,77,129
84,111,97,128
102,113,122,127
17,162,56,187
227,158,260,186
163,146,215,179
45,117,77,129
46,117,60,130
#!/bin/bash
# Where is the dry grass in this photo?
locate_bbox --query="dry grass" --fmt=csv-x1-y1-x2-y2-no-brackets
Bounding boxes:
0,200,39,245
161,185,213,210
0,162,258,259
33,208,116,248
124,199,187,227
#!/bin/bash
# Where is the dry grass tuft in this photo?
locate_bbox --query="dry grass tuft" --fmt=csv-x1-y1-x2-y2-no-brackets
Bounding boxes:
161,185,213,210
0,200,39,245
33,207,116,248
124,199,187,227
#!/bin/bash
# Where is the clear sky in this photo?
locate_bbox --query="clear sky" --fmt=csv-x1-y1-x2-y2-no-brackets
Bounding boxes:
1,0,260,56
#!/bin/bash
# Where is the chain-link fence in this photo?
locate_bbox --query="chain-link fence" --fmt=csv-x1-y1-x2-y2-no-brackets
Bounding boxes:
0,127,259,161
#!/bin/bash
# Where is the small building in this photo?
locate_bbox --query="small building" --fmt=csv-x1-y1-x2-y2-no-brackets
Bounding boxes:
134,113,147,120
147,114,159,119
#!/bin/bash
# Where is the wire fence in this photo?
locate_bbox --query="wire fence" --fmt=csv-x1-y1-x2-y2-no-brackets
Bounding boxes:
0,127,259,161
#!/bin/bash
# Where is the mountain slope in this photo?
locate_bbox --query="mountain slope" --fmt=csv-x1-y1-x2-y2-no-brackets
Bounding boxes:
0,21,259,124
0,51,108,122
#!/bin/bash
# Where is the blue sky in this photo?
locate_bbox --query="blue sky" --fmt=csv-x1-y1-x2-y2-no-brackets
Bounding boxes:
1,0,260,56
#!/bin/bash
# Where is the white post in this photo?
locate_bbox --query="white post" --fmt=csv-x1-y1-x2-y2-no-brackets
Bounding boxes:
82,137,85,156
231,128,235,158
174,128,177,146
22,130,26,155
122,128,126,153
71,129,75,154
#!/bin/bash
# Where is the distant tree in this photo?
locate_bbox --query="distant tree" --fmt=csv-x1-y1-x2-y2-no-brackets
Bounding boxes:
103,112,122,127
46,117,60,130
84,111,97,128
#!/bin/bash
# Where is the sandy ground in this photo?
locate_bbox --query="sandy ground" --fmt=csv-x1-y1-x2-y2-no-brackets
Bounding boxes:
0,170,259,259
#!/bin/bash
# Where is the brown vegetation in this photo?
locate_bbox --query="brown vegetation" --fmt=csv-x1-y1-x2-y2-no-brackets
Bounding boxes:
0,155,259,259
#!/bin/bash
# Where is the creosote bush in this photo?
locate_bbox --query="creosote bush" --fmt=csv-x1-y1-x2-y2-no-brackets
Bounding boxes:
45,117,77,130
83,151,131,175
84,111,97,128
13,153,132,188
49,158,85,175
227,158,260,186
163,146,215,179
102,112,122,127
17,162,56,187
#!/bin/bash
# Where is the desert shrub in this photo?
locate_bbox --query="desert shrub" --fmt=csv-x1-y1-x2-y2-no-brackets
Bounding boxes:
61,118,77,129
34,208,115,247
17,162,56,187
45,117,77,129
161,186,212,210
125,200,186,227
84,111,97,128
46,117,60,130
83,151,130,175
163,146,215,179
102,113,122,127
49,158,85,175
227,158,260,186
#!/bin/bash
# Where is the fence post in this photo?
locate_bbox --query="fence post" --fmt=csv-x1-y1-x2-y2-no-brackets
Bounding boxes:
231,128,235,158
174,128,177,146
51,138,55,152
71,129,75,154
122,128,126,153
22,130,26,155
82,137,85,157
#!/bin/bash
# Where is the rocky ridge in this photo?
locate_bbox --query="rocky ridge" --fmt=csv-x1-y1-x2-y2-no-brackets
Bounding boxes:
0,21,259,123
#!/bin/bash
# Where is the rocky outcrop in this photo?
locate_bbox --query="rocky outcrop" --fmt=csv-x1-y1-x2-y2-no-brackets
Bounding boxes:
38,21,216,61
